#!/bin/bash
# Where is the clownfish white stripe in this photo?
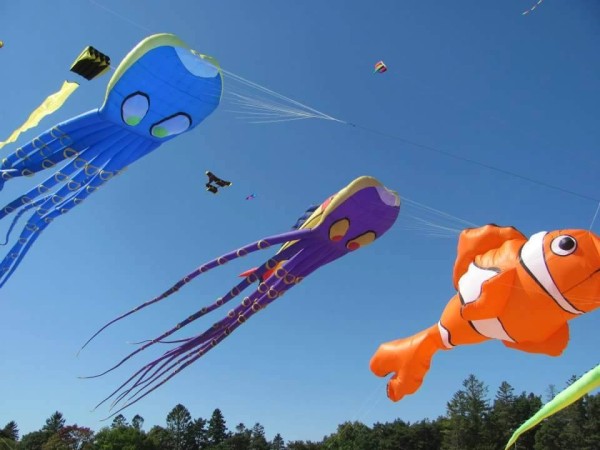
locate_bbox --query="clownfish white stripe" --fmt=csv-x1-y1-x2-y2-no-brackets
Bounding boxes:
520,231,584,315
457,263,516,342
438,321,454,349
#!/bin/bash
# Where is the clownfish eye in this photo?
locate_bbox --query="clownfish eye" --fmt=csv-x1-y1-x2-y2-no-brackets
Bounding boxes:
121,92,149,126
550,235,577,256
346,231,376,251
150,113,192,138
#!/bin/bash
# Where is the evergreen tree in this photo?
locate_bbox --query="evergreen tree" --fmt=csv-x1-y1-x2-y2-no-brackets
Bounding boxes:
286,441,323,450
147,425,172,450
370,419,412,449
250,423,269,450
166,404,195,450
270,433,285,450
190,418,209,450
442,374,490,450
322,421,371,450
409,419,443,450
207,409,228,446
42,413,65,435
227,423,252,450
110,414,129,429
1,422,19,441
132,415,145,431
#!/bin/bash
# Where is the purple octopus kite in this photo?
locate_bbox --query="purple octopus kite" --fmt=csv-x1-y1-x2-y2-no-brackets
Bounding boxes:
81,175,400,414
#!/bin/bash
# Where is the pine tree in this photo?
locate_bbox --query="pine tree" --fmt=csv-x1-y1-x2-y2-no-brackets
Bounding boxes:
166,403,195,450
270,433,285,450
442,374,490,450
132,414,145,431
250,423,270,450
42,412,65,434
207,408,228,446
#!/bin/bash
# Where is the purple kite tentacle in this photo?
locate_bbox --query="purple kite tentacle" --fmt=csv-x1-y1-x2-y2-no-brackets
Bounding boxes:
82,245,303,382
127,242,324,348
0,196,50,245
103,275,295,416
78,227,314,353
96,248,311,411
138,242,328,346
92,261,298,412
108,247,319,407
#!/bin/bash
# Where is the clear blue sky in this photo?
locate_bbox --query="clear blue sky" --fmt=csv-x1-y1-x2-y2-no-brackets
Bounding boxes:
1,0,599,443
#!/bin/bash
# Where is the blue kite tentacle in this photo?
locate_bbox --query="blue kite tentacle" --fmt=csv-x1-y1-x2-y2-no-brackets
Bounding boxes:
0,141,122,224
78,228,314,353
0,197,50,245
0,136,145,288
100,273,295,415
0,111,109,181
5,122,117,175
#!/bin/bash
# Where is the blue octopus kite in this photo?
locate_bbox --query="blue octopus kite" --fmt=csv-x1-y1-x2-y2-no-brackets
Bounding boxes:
0,34,222,287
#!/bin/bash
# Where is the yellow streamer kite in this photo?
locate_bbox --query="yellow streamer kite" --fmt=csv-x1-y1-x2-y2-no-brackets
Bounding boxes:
0,81,79,149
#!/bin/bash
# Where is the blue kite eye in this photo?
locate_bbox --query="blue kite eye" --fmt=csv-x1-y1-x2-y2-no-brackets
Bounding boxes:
121,92,149,126
150,113,191,138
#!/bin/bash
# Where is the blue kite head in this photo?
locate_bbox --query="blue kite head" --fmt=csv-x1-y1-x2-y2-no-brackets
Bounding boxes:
100,33,223,143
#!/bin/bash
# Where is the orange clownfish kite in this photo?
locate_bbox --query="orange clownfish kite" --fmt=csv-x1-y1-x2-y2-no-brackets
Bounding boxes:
370,224,600,402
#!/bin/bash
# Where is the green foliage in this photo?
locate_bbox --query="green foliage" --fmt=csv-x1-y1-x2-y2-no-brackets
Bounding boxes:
94,424,153,450
17,430,52,450
42,413,65,435
1,422,19,442
270,433,285,450
207,409,228,446
6,373,599,450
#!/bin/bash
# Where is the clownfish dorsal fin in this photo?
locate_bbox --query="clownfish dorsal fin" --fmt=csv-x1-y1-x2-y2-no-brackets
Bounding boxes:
452,224,526,289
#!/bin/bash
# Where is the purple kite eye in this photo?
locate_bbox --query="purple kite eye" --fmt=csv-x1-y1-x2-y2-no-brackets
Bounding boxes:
346,231,376,251
329,218,350,241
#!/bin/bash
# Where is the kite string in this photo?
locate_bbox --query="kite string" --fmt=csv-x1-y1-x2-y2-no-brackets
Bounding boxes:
88,0,152,33
88,0,598,206
221,70,598,204
522,0,545,15
589,202,600,231
347,123,598,203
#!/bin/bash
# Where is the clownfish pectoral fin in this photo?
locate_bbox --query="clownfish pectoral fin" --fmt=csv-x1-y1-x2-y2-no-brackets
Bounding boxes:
453,225,526,289
503,323,570,357
461,269,515,321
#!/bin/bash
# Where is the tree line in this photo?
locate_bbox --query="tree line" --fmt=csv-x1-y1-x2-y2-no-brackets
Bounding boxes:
1,373,598,450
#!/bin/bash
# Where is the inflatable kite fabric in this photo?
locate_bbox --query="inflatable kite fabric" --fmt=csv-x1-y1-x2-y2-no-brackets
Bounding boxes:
505,363,600,449
81,176,400,414
0,33,222,287
370,224,600,402
374,60,387,74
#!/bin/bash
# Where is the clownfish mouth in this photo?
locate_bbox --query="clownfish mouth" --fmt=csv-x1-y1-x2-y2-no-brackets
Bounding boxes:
563,269,600,310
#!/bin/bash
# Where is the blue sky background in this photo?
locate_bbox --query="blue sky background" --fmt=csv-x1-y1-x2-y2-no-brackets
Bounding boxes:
1,0,599,443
